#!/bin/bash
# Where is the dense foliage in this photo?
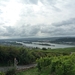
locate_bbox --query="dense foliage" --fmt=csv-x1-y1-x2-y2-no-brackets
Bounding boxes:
37,54,75,75
1,45,75,75
0,45,49,66
0,72,5,75
0,45,35,65
5,68,17,75
0,45,75,66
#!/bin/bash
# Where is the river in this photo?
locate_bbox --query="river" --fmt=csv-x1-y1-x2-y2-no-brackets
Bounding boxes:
16,42,75,49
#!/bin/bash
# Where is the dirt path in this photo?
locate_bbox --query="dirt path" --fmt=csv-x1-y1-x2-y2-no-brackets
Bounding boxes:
0,64,37,72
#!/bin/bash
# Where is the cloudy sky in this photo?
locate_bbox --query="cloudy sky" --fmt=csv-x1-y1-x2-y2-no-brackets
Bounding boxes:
0,0,75,38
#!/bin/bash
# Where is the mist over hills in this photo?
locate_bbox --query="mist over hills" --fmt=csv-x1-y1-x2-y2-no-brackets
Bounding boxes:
0,37,75,42
0,37,57,42
52,37,75,42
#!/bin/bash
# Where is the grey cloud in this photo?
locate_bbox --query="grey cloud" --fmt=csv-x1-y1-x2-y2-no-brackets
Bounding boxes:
40,0,56,6
0,22,75,37
40,0,61,11
0,26,15,37
53,29,75,36
18,0,38,4
1,0,75,38
41,26,75,36
12,18,75,37
9,25,41,37
0,0,9,6
20,8,36,17
41,25,54,33
27,26,40,35
0,33,12,36
0,26,7,36
53,18,75,27
63,0,75,10
22,25,40,36
40,19,75,36
1,18,75,37
29,0,38,4
4,26,15,33
0,9,2,14
0,18,4,26
0,23,4,25
0,0,9,2
0,3,6,7
0,26,4,32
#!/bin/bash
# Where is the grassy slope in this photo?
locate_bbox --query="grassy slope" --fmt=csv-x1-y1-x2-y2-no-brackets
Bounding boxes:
17,68,50,75
17,68,38,75
31,47,75,52
17,47,75,75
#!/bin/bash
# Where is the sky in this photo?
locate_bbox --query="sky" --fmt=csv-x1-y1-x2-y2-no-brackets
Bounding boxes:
0,0,75,38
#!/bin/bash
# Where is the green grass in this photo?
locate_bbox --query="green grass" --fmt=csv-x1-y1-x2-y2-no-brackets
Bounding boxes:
17,68,38,75
31,47,75,53
17,67,50,75
12,47,75,75
42,47,75,53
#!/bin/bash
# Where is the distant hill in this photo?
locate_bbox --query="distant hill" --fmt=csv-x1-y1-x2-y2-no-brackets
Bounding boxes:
0,37,58,42
0,37,75,43
52,37,75,42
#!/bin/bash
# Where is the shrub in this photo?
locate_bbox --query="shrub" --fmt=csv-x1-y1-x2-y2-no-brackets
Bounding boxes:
0,72,5,75
5,68,17,75
37,55,75,75
42,48,47,50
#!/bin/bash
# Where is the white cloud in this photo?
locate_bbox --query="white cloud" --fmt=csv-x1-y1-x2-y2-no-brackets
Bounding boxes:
0,0,75,38
0,0,23,26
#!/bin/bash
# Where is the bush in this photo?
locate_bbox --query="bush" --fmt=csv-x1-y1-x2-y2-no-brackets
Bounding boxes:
5,68,17,75
0,72,5,75
37,55,75,75
42,48,47,50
